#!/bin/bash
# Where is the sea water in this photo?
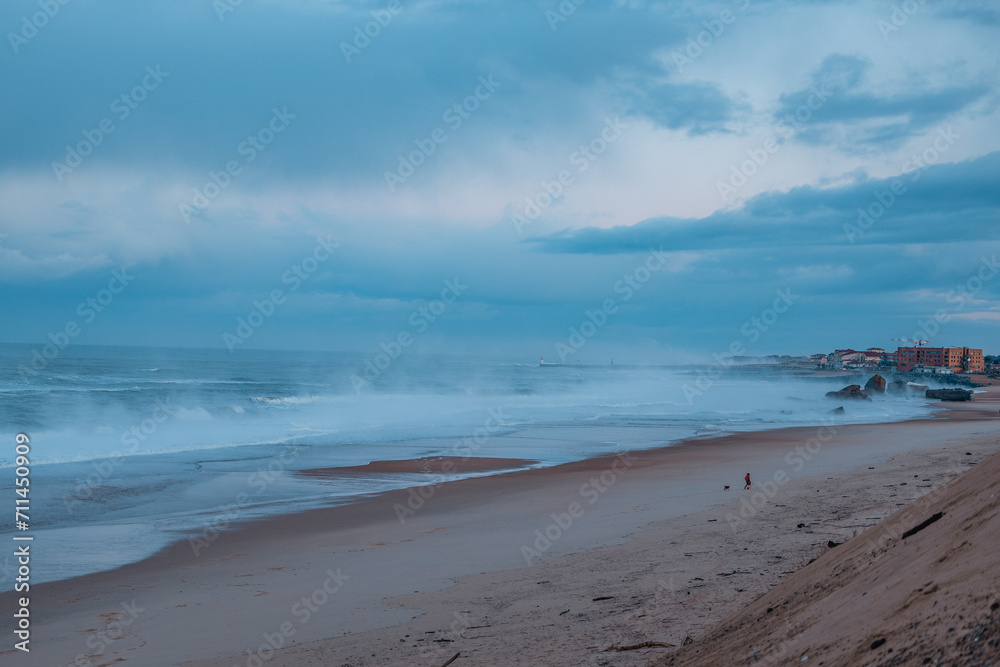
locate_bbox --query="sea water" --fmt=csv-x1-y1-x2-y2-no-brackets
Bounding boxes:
0,344,936,587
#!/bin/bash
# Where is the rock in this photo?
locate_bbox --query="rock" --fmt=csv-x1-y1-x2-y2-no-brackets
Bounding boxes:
871,638,886,650
887,380,928,395
827,540,841,548
926,388,974,402
828,406,846,414
864,374,887,394
886,380,908,395
825,385,871,401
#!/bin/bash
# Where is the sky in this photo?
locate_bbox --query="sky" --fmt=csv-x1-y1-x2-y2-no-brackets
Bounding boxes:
1,0,999,363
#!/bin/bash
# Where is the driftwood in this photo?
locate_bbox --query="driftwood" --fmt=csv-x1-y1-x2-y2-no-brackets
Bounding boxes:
604,641,676,651
902,512,943,539
439,652,460,667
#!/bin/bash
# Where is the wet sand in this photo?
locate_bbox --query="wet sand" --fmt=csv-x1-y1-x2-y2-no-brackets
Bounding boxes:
297,456,540,477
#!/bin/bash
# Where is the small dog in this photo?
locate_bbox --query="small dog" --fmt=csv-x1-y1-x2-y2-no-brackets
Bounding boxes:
723,485,730,491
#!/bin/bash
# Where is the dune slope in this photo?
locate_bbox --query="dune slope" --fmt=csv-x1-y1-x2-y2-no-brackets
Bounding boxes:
662,447,1000,666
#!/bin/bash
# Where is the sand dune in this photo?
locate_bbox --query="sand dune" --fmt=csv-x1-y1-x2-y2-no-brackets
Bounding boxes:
663,446,1000,666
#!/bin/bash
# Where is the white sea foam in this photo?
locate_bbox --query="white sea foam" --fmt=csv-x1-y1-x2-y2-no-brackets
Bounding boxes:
0,345,950,587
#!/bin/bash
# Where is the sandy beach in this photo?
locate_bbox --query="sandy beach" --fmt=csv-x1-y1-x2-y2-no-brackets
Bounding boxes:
9,1,1000,664
4,390,999,666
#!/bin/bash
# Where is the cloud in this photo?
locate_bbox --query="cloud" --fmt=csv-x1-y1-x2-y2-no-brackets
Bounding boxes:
3,0,1000,355
934,1,1000,26
0,0,685,185
0,245,111,282
950,311,1000,322
629,80,746,135
775,54,992,149
529,150,1000,254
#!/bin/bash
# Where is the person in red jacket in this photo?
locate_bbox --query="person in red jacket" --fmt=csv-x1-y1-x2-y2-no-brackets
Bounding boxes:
744,472,751,490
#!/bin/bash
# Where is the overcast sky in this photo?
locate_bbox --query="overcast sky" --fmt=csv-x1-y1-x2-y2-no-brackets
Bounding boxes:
1,0,999,362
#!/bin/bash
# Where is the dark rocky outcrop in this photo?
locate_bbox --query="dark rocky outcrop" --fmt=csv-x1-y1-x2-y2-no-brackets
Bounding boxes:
825,385,872,401
887,381,929,395
887,380,908,395
864,374,887,394
926,388,974,402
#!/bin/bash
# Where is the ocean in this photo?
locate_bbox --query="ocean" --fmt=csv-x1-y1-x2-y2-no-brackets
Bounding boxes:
0,344,935,588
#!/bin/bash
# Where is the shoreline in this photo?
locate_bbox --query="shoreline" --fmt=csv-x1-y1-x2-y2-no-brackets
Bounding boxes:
8,388,940,588
5,391,999,665
296,456,542,477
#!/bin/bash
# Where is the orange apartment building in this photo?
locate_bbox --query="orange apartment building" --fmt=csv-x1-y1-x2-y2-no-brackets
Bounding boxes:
896,346,985,373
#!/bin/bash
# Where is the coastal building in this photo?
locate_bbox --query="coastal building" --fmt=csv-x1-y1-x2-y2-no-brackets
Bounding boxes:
861,348,886,366
810,353,830,368
833,349,864,367
780,357,815,369
896,346,985,373
832,348,889,368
